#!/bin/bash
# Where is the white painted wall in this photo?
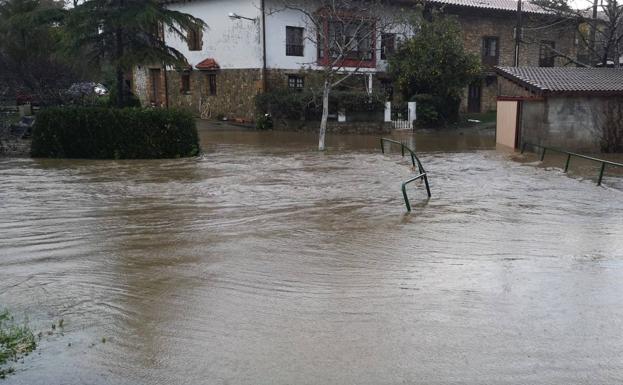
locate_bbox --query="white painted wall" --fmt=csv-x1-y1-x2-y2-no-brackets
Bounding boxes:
165,0,415,72
166,0,263,69
264,0,415,71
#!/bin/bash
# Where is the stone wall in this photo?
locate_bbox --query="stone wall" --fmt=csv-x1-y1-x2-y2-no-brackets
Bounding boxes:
167,68,262,121
456,9,577,113
520,96,605,152
134,66,262,121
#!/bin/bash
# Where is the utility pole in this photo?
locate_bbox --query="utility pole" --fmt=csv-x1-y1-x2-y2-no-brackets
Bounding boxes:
514,0,522,66
589,0,599,65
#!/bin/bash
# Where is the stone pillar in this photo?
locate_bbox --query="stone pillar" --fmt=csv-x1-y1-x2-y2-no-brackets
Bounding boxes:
384,102,392,122
408,102,417,128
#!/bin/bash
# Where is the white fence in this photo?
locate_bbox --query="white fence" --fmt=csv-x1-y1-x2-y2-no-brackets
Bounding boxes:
385,101,416,130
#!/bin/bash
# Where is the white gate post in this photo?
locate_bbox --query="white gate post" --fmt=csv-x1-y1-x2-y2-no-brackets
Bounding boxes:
384,101,392,122
407,102,416,129
338,109,346,122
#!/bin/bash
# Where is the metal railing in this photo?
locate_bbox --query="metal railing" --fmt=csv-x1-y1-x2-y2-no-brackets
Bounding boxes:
521,142,623,186
380,138,431,211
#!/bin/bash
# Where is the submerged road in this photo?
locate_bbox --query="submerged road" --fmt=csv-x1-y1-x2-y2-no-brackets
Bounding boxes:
1,126,622,384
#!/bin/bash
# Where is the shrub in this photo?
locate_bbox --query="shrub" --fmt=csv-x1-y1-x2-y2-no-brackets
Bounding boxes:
255,113,273,130
31,107,200,159
255,90,385,120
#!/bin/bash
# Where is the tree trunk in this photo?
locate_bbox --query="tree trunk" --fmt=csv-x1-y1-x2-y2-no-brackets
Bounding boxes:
318,80,330,151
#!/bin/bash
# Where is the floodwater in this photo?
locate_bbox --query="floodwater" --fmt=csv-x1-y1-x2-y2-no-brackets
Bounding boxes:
1,124,623,385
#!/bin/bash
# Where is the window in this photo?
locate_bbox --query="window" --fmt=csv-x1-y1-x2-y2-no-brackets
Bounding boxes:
482,36,499,66
180,72,191,94
381,33,395,60
187,27,203,51
208,73,217,95
288,75,304,90
286,26,304,56
327,20,374,61
539,40,556,67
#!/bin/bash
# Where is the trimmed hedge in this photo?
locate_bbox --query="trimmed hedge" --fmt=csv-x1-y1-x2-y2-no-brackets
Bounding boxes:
31,107,200,159
255,90,385,121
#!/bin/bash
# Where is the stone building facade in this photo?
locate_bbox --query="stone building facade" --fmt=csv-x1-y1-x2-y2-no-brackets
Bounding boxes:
132,0,579,120
453,7,577,113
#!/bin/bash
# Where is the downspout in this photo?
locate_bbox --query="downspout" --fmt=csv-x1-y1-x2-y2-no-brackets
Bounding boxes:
261,0,267,92
514,0,522,66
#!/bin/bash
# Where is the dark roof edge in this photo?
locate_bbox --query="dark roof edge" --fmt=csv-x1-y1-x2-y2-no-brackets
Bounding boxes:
494,66,544,95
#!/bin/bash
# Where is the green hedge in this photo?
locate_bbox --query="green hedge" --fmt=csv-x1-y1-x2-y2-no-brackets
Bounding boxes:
31,107,200,159
255,90,385,120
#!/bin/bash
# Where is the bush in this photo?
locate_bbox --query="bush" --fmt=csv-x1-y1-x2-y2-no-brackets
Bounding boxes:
31,107,200,159
255,90,385,120
255,113,273,130
411,93,461,127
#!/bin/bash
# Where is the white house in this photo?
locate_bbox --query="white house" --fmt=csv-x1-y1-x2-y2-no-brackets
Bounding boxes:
132,0,412,121
132,0,577,121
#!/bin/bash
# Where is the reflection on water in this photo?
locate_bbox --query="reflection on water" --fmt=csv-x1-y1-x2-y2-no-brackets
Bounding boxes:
1,125,622,385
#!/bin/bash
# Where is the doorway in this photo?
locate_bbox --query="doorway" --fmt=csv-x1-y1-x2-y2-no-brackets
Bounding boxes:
149,69,162,106
467,83,481,113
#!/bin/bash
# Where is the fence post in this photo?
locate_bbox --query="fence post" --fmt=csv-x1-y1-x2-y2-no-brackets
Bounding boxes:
402,182,412,212
407,102,416,129
540,147,546,161
597,162,606,186
384,102,392,122
564,154,571,173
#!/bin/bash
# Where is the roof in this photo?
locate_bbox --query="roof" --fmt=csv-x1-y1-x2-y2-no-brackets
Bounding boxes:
165,0,551,15
195,58,219,70
428,0,550,14
495,66,623,95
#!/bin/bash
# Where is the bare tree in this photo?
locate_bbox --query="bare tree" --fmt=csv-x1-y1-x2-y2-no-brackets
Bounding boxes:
269,0,407,150
593,97,623,152
534,0,623,67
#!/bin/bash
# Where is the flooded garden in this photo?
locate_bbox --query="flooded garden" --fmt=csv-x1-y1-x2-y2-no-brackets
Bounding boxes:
1,124,623,384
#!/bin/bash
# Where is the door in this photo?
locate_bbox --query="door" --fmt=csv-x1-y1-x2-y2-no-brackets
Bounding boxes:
496,100,520,148
467,83,481,113
149,69,161,105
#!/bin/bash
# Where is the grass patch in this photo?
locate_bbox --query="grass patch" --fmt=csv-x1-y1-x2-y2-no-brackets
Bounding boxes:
463,111,496,124
0,310,36,379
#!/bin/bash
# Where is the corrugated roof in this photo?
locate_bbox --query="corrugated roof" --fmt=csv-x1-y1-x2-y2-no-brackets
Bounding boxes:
429,0,550,14
495,66,623,95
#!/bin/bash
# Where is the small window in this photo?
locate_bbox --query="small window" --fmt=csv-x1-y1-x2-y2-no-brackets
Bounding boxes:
381,33,395,60
539,40,556,67
208,73,217,95
286,26,304,56
288,75,304,90
482,36,499,66
180,72,191,94
188,27,203,51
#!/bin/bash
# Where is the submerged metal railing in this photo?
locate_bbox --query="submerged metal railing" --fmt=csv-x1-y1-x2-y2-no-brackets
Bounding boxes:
521,142,623,186
380,138,431,211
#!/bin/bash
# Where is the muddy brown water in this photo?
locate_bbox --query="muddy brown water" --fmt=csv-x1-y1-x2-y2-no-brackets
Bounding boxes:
1,125,623,384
